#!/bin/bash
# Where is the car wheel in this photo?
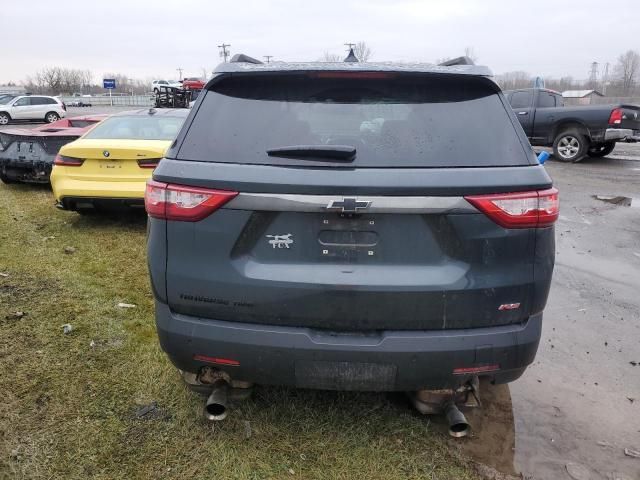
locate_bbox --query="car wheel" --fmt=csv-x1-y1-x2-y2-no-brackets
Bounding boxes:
587,142,615,158
0,170,18,184
552,130,588,163
153,88,159,94
45,112,60,123
0,112,10,125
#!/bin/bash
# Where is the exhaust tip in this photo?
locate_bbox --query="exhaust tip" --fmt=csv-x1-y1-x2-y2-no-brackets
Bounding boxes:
448,420,470,438
445,402,470,438
204,402,227,421
204,381,229,421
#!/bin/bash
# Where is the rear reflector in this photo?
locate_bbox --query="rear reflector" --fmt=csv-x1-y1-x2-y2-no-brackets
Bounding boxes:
464,188,559,228
453,364,500,375
193,355,240,366
145,180,238,222
54,154,84,166
608,108,623,125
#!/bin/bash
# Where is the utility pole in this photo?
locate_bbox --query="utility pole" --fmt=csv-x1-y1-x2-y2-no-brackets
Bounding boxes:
588,61,599,90
344,42,356,52
602,62,609,95
263,55,273,63
218,43,231,63
176,67,183,80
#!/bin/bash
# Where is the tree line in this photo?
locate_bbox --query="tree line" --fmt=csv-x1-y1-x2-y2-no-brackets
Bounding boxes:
496,50,640,96
22,68,150,95
10,46,640,98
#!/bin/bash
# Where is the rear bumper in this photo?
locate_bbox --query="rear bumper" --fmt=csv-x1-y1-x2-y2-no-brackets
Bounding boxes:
155,301,542,391
604,128,640,142
0,154,53,182
51,169,148,205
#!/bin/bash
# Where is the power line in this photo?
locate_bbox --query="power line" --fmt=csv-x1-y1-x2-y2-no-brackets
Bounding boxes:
218,43,231,63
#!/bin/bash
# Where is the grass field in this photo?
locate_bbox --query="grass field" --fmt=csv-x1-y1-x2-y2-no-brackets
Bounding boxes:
0,183,479,480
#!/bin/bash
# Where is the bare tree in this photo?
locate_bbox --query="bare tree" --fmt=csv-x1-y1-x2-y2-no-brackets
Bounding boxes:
464,46,478,63
494,71,532,90
614,50,640,94
353,41,372,62
319,51,342,62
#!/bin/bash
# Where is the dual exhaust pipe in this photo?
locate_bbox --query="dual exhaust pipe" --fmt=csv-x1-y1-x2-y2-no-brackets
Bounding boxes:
203,381,471,438
202,377,471,439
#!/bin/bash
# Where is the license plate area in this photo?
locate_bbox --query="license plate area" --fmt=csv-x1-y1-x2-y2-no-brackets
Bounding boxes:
319,215,379,260
99,159,121,169
295,361,397,391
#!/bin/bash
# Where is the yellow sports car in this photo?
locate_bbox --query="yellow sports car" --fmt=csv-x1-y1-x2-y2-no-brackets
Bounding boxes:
51,108,188,212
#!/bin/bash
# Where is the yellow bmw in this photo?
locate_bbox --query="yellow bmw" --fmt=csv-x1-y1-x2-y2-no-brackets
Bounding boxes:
51,108,188,213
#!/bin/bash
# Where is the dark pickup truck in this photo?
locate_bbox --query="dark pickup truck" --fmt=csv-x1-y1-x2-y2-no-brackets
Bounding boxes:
504,88,640,162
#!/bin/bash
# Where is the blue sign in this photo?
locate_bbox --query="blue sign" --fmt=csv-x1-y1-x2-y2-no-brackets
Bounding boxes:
103,79,116,89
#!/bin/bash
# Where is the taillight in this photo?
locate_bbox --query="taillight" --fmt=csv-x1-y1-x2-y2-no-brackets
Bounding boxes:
145,180,238,221
608,108,623,125
54,154,84,166
137,159,161,169
464,188,559,229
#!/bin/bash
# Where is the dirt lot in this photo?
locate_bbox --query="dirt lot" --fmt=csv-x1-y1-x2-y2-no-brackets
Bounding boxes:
0,111,639,479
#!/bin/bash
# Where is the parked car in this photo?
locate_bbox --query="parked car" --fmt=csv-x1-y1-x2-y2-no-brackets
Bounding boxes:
0,95,66,125
181,77,206,90
504,88,640,162
0,115,107,184
146,58,558,420
151,80,182,93
51,108,188,213
67,100,93,107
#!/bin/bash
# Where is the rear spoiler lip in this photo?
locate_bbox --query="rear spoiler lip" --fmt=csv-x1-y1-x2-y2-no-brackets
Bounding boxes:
203,68,498,93
206,63,493,92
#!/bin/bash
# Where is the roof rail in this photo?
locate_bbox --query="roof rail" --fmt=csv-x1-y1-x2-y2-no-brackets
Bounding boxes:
438,56,475,67
230,54,263,64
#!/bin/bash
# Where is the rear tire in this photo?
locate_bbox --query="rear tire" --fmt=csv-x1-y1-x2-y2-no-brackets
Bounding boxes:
0,171,18,184
45,112,60,123
0,112,10,125
587,142,615,158
552,130,589,163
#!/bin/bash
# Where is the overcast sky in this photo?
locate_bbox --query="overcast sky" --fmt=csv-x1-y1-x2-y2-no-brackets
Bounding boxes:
1,0,637,84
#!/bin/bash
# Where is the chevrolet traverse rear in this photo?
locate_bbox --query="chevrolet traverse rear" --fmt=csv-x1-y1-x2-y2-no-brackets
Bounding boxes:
146,58,557,398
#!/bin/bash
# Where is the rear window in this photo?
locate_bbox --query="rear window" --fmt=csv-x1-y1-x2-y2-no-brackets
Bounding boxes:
69,119,99,128
537,92,556,108
178,74,529,168
83,115,185,140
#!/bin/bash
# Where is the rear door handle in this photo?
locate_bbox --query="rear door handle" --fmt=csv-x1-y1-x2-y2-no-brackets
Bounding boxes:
517,111,529,115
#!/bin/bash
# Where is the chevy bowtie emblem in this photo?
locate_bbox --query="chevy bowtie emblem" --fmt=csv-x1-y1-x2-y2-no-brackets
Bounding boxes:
327,198,371,213
103,150,110,158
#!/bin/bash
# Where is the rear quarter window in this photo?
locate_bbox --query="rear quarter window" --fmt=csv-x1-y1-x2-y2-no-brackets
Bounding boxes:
178,73,531,168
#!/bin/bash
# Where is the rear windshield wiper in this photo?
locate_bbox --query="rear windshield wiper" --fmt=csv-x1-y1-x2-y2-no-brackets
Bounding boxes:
266,145,356,161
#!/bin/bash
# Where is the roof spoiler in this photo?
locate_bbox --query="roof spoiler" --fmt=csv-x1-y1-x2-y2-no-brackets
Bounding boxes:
230,54,263,64
438,56,475,67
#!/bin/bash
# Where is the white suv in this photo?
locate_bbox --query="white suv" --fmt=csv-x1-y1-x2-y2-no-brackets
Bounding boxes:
151,80,183,93
0,95,66,125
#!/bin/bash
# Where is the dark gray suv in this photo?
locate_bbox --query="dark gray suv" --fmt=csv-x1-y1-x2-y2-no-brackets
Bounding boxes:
146,57,558,419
